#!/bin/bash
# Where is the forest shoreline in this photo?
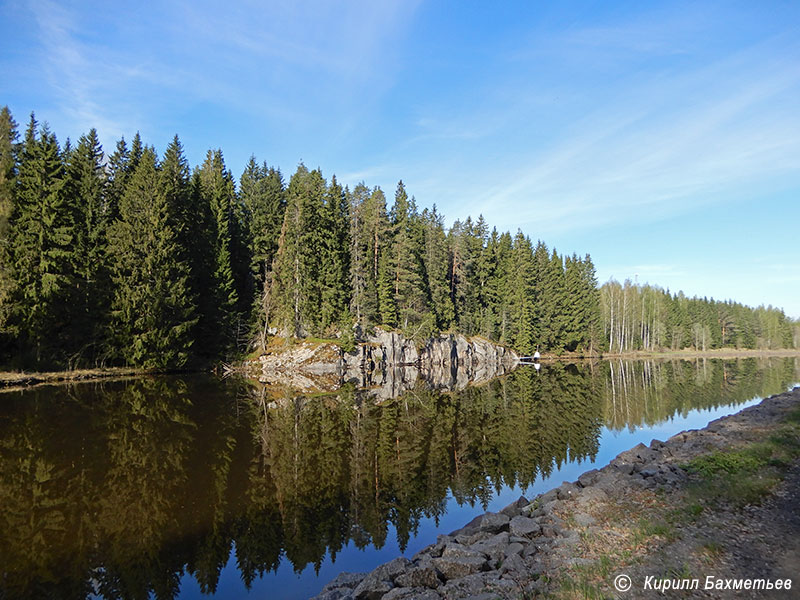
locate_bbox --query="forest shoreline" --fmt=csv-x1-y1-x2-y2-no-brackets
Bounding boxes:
3,347,799,394
538,348,800,361
312,386,800,599
0,366,169,393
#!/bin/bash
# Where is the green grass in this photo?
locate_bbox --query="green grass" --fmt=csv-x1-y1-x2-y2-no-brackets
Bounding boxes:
702,540,724,557
632,517,675,545
542,407,800,599
669,562,694,580
683,414,800,508
557,572,607,600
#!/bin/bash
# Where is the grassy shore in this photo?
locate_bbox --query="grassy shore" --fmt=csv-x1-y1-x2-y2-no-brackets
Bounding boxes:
546,393,800,599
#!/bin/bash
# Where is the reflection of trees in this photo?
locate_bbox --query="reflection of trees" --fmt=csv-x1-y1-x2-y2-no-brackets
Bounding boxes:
1,358,797,598
253,363,604,570
0,377,242,600
601,357,800,431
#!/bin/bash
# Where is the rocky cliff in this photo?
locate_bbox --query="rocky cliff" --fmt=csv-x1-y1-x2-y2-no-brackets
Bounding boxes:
243,329,518,398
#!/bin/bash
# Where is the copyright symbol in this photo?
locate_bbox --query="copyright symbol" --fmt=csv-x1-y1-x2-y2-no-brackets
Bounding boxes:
614,574,632,592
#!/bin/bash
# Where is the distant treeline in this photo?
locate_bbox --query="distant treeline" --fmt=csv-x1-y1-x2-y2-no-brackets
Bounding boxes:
601,280,799,354
0,107,796,368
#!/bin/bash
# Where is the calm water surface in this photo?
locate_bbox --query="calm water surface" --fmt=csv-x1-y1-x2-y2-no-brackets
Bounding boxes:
1,357,798,599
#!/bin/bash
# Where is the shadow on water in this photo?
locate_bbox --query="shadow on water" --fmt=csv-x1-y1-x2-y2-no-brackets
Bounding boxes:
0,357,798,599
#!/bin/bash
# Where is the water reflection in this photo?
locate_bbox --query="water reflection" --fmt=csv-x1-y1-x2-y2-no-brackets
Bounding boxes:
0,357,797,599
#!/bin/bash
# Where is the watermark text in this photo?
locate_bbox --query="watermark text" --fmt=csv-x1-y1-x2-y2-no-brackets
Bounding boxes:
613,573,793,593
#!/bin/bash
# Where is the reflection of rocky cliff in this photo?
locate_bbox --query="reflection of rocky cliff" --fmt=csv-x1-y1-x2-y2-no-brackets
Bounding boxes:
245,330,519,398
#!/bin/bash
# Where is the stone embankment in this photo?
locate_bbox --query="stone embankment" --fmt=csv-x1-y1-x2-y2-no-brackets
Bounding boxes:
312,386,800,599
245,330,518,398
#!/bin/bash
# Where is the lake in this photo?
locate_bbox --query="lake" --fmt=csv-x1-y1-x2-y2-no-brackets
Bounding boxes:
1,356,798,599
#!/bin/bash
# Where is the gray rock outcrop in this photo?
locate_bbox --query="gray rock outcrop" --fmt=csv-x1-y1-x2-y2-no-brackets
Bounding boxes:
246,329,519,398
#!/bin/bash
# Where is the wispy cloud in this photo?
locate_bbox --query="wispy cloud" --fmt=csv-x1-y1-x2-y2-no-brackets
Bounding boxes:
28,0,131,140
21,0,422,163
411,26,800,234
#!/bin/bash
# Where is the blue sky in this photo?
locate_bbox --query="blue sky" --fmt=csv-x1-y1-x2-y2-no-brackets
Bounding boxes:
2,0,799,317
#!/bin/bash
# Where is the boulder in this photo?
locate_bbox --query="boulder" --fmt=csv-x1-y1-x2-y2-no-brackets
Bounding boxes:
383,588,440,600
351,575,393,600
432,555,489,580
574,486,608,508
394,565,442,589
321,572,366,592
478,512,510,533
557,482,581,499
500,552,527,576
577,469,601,488
470,531,511,565
509,515,541,538
442,543,487,560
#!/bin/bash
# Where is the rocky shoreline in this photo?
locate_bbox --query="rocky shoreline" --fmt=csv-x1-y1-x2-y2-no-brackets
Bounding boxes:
312,386,800,599
243,329,519,398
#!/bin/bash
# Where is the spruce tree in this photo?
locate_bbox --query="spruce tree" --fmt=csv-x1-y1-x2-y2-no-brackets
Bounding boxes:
105,137,131,222
391,183,427,331
239,157,286,347
240,160,285,296
107,147,196,367
348,184,389,328
0,107,17,243
562,254,583,352
0,107,19,351
530,241,557,351
319,175,351,332
129,132,143,174
480,228,503,340
493,231,514,345
364,187,392,329
272,164,325,336
197,149,242,351
507,232,535,354
185,169,218,359
160,136,191,244
473,216,495,338
66,128,110,362
420,206,454,330
348,183,375,326
448,219,470,332
546,249,567,351
448,217,486,335
12,115,76,364
579,255,601,354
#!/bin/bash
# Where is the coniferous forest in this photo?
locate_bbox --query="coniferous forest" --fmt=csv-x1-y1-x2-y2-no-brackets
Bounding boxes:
0,107,797,369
